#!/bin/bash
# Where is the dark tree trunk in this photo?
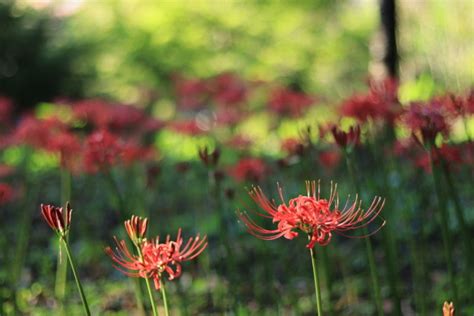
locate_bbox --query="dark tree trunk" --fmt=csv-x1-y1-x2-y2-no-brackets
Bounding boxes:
380,0,399,78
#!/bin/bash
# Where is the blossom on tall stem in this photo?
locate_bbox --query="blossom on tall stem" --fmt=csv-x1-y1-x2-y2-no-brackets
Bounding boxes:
229,157,268,183
239,180,385,249
331,124,361,151
403,100,450,146
41,203,72,237
125,215,148,246
106,225,208,291
442,301,455,316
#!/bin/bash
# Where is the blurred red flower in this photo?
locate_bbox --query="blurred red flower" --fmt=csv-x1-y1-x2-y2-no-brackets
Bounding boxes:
340,78,400,124
239,181,385,249
83,129,122,173
229,158,267,183
268,87,315,118
403,100,450,144
209,73,247,107
331,125,361,149
0,96,13,126
281,137,305,157
318,148,341,169
0,183,14,205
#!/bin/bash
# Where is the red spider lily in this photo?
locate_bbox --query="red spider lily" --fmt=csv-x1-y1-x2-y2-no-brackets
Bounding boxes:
340,78,400,124
441,91,474,117
198,146,220,168
83,129,122,173
413,144,464,174
403,100,450,145
73,99,146,132
209,73,247,107
41,203,72,237
173,75,209,110
105,228,207,290
0,183,14,205
14,116,66,149
239,181,385,249
331,125,361,149
48,131,83,172
268,87,315,118
125,215,148,245
229,158,268,183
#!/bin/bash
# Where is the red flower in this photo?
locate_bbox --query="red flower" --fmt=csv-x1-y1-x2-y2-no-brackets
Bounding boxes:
209,73,247,107
41,203,72,237
229,158,267,183
403,100,450,144
173,75,209,110
340,78,400,124
14,116,66,149
239,181,385,249
318,148,341,169
125,215,148,245
48,131,83,172
0,183,14,205
106,228,207,290
268,87,315,118
331,125,361,149
83,130,122,173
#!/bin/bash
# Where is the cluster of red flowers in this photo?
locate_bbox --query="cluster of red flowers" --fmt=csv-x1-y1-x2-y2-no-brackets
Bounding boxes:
402,100,451,144
239,181,385,249
340,78,400,124
229,157,268,183
105,216,207,290
268,87,316,118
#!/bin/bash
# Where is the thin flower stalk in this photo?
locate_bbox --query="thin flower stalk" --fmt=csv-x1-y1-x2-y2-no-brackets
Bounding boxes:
309,240,323,316
41,203,91,316
344,153,384,316
55,169,72,313
439,157,474,270
428,149,458,303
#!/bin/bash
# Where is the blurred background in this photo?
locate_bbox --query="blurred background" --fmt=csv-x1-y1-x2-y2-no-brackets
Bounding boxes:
0,0,473,315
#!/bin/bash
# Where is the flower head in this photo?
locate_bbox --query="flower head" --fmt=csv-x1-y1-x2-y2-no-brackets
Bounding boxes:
403,100,450,145
198,146,220,168
331,125,361,150
105,228,207,290
125,215,148,246
239,181,385,249
41,203,72,237
442,301,455,316
229,157,268,183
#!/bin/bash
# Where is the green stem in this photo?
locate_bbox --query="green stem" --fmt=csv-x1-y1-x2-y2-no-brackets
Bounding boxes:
136,246,158,316
104,171,127,220
440,158,473,266
309,246,323,316
56,169,71,314
160,281,170,316
62,239,91,316
428,149,458,302
344,152,383,316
